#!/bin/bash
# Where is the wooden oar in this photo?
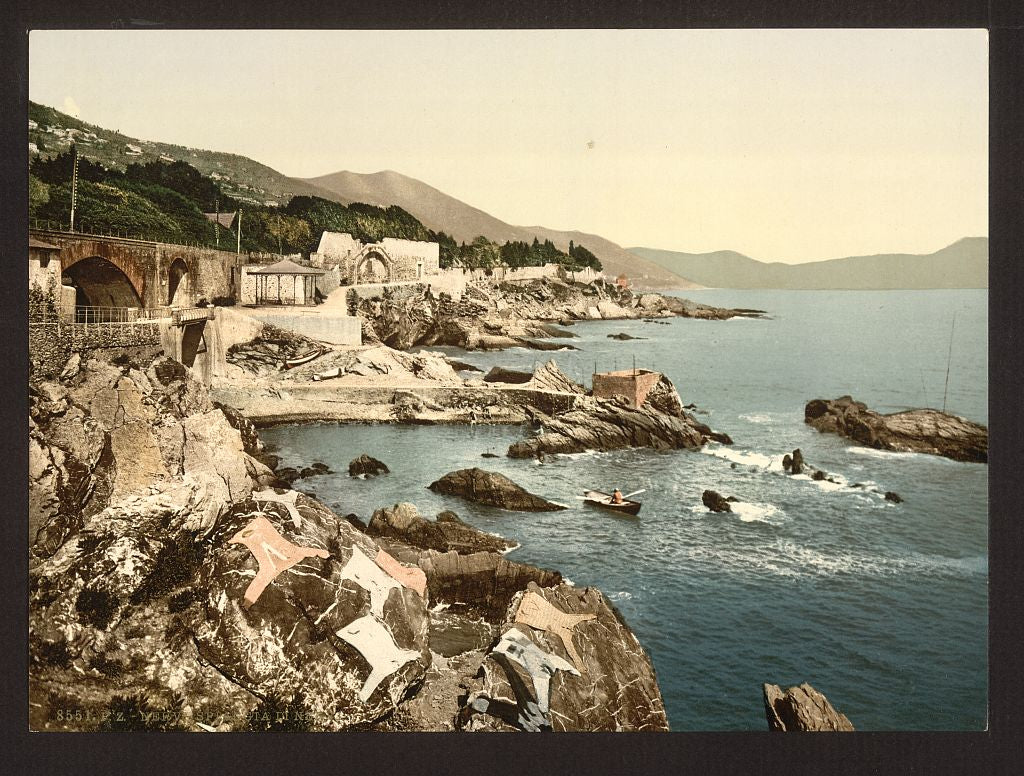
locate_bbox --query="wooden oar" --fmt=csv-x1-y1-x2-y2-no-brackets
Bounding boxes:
622,489,646,500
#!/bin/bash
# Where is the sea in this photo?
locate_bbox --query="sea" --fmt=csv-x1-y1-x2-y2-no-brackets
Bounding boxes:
261,289,988,731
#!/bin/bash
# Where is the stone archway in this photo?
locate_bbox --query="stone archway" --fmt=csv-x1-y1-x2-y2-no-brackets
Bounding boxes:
167,257,191,306
354,247,395,284
62,256,144,310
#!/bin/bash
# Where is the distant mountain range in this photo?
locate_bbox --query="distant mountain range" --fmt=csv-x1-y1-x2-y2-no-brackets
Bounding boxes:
629,238,988,290
30,101,983,291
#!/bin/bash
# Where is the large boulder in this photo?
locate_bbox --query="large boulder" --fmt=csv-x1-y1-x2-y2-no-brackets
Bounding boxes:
349,454,390,477
192,492,431,729
428,468,566,512
763,682,855,731
524,359,586,394
459,583,669,731
367,502,515,554
483,366,533,384
805,396,988,463
702,490,734,513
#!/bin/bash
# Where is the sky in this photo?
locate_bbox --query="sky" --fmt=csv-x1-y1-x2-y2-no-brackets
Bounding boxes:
28,29,988,263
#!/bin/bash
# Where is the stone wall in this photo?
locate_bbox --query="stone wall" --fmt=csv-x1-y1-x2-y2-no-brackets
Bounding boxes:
592,370,663,409
30,320,163,377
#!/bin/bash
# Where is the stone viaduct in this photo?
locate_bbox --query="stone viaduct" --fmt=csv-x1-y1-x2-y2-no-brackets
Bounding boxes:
29,228,246,310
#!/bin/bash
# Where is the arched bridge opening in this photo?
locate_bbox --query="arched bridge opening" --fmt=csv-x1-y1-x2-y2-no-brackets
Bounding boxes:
63,256,144,314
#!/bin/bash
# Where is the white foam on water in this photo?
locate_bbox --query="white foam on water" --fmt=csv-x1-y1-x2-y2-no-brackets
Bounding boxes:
701,445,778,469
730,501,784,524
847,446,929,460
738,413,774,424
607,591,633,601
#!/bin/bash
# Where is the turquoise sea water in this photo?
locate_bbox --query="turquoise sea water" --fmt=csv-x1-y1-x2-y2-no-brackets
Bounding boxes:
261,289,988,730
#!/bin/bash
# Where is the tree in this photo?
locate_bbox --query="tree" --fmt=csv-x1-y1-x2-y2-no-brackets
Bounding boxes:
28,174,49,216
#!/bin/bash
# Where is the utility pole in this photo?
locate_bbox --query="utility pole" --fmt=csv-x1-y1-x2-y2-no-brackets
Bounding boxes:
69,143,79,232
236,209,242,254
214,196,220,248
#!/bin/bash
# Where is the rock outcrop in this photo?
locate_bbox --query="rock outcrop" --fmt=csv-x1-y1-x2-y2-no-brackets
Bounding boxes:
428,468,567,512
459,583,669,731
356,277,764,352
763,682,855,731
192,493,430,729
349,454,390,477
483,366,533,384
508,375,732,458
367,502,515,554
28,357,275,563
702,490,737,513
805,396,988,463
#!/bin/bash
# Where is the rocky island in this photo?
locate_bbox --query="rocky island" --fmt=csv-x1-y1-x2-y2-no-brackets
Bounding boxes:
805,395,988,463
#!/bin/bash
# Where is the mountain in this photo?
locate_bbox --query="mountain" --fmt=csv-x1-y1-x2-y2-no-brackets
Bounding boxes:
628,238,988,290
305,170,701,289
29,101,343,208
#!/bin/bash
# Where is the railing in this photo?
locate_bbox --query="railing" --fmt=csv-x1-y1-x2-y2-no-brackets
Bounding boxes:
72,306,171,324
28,305,172,324
172,307,215,325
29,219,234,251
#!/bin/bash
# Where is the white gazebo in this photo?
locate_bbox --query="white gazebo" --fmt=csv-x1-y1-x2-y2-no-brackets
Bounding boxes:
246,259,324,306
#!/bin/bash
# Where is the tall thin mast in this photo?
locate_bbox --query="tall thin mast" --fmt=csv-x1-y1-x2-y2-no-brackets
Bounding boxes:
942,312,956,413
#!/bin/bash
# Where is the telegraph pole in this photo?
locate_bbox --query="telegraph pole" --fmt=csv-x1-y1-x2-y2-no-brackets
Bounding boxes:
236,210,242,254
69,143,79,232
214,196,220,248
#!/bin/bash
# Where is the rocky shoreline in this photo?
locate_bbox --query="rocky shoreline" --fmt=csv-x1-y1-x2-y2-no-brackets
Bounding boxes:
354,276,765,351
28,356,670,732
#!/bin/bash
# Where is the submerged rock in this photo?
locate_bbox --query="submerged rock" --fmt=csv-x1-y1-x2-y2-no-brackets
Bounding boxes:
805,396,988,463
428,468,566,512
607,332,646,340
349,454,390,477
763,682,855,731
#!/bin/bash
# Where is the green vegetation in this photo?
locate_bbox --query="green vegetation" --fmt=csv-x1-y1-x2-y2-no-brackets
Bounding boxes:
28,140,603,272
443,234,603,272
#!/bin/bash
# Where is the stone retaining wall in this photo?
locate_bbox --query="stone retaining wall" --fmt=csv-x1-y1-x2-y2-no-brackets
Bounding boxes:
29,320,163,377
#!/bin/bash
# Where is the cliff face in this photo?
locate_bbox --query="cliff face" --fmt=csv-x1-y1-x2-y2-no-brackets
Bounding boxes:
29,356,670,732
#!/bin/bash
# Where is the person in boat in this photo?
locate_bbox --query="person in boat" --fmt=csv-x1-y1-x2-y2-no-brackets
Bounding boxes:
611,488,624,504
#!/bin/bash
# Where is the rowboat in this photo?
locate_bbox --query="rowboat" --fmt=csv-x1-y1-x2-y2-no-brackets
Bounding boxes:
582,489,642,516
284,349,325,369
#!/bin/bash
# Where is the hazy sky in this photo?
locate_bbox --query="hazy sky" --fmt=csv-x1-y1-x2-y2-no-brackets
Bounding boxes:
29,29,987,262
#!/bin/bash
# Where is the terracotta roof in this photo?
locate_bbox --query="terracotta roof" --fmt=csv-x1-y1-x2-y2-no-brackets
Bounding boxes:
247,259,323,275
29,237,60,251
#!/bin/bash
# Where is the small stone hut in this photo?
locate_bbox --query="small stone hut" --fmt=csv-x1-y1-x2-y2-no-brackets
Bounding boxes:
592,368,662,409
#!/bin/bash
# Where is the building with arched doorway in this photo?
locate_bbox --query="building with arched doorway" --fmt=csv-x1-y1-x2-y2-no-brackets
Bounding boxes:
311,232,439,285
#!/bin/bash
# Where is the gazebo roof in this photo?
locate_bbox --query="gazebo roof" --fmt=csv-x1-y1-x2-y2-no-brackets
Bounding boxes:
248,259,324,276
